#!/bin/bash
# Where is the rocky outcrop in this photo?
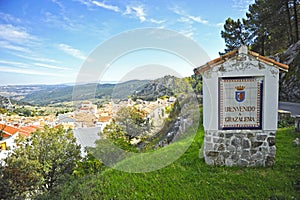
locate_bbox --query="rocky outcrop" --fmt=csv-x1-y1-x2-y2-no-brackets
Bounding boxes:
279,41,300,103
134,75,190,101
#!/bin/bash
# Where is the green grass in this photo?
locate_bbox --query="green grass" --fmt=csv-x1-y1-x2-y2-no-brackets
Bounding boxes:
54,127,300,200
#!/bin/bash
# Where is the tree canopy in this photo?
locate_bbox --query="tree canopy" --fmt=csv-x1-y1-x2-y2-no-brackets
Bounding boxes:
0,126,81,199
221,0,300,55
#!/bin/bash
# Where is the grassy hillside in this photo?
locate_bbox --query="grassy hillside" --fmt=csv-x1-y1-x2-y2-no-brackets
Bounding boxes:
46,127,300,200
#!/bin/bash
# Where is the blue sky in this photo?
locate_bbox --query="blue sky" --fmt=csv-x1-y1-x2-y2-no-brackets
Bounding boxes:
0,0,254,85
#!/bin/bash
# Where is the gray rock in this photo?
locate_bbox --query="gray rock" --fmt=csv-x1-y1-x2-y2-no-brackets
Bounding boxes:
221,151,231,158
269,146,276,156
215,156,225,166
225,133,233,138
205,136,212,142
267,137,276,146
205,142,213,150
252,141,263,148
206,151,219,157
231,138,241,147
238,159,249,167
218,144,225,151
265,156,275,167
242,139,250,149
241,150,250,160
257,135,267,141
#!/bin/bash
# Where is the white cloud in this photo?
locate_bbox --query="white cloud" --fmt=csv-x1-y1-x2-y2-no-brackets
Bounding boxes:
34,62,70,70
188,15,208,25
0,24,35,44
0,66,63,76
179,25,195,38
58,43,86,60
171,6,209,25
13,53,59,63
92,1,120,12
0,41,31,53
178,17,190,23
149,18,165,24
124,5,146,22
0,12,21,23
43,11,78,31
0,60,29,68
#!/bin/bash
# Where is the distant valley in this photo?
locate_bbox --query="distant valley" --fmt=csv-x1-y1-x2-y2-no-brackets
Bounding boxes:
0,80,149,106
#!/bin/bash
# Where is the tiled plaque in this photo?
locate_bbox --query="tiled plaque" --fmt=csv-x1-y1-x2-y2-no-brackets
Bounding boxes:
219,76,263,130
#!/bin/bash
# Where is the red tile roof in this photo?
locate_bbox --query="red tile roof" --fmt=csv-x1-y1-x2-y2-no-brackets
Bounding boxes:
98,116,112,122
0,124,19,137
0,124,40,139
18,126,40,137
194,47,289,75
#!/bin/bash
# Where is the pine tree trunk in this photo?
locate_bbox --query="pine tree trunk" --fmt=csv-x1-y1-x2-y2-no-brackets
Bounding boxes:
294,0,299,41
286,0,294,44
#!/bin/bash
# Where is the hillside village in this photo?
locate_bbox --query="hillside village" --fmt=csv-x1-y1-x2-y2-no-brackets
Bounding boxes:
0,96,176,159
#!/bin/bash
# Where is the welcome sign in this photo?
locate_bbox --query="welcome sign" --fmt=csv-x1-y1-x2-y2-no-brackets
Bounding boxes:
218,76,263,130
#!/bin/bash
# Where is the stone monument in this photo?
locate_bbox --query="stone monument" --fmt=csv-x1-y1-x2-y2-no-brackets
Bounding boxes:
194,45,289,166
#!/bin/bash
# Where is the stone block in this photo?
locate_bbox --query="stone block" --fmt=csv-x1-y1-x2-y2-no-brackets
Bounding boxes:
242,138,250,149
225,139,230,145
205,157,214,165
247,133,254,139
241,150,250,160
254,160,264,167
218,144,225,151
238,159,249,167
251,151,263,161
225,159,234,166
225,133,233,138
252,141,263,148
267,137,275,146
227,145,235,152
269,146,276,156
205,136,212,142
269,132,276,136
205,142,213,150
257,135,267,141
221,151,230,158
265,156,275,166
231,153,239,161
231,137,241,147
215,156,225,166
206,151,219,157
203,130,277,167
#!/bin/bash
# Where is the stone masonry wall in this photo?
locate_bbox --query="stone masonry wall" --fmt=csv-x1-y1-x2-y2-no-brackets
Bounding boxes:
204,130,276,167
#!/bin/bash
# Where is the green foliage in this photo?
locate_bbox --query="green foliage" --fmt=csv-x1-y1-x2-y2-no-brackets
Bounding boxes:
278,116,296,128
221,18,252,52
0,126,81,199
115,106,151,140
0,108,7,114
184,74,203,96
46,128,300,199
73,153,105,177
221,0,300,55
101,119,135,150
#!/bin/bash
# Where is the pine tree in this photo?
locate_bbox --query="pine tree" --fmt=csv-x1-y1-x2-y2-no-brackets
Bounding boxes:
221,18,251,52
